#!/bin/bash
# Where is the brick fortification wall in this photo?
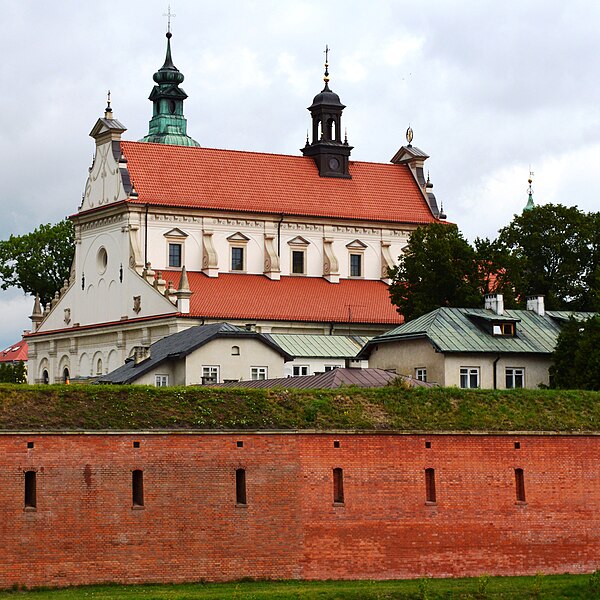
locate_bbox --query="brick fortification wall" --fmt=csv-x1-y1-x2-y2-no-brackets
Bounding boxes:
0,432,598,588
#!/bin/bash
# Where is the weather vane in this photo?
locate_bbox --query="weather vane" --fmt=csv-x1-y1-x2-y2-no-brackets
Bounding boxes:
163,4,176,34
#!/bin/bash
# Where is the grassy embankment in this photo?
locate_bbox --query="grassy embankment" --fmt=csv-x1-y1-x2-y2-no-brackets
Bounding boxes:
0,383,599,431
0,573,599,598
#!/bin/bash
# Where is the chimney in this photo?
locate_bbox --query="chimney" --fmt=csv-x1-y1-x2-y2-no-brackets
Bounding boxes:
526,295,545,316
484,293,504,315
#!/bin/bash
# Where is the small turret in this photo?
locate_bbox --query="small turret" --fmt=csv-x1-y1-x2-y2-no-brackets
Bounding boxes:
176,266,193,314
30,295,43,332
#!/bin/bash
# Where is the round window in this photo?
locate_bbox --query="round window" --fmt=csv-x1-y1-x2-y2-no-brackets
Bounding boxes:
97,247,108,274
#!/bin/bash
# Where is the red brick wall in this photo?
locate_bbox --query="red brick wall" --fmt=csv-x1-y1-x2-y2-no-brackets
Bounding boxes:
0,432,599,588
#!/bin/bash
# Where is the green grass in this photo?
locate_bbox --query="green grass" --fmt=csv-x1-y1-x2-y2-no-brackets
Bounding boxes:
0,573,598,599
1,384,600,432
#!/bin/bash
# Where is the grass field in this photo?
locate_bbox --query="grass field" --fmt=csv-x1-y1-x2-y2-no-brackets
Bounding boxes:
2,383,600,432
1,574,599,599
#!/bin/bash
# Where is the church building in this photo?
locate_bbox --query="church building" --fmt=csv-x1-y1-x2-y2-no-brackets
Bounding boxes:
26,32,445,384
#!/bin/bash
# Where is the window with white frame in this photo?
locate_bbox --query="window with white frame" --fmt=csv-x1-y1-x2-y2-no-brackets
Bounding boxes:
164,228,187,269
505,367,524,389
460,367,480,389
291,250,306,274
202,366,220,384
415,368,427,382
324,365,340,372
155,374,169,387
251,366,268,380
168,243,182,268
227,232,249,272
231,247,244,271
293,365,309,376
346,239,367,277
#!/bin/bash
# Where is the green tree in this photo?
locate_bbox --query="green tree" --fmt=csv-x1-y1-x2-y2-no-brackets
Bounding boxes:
550,315,600,390
0,361,27,384
496,205,596,311
0,220,74,305
388,223,484,321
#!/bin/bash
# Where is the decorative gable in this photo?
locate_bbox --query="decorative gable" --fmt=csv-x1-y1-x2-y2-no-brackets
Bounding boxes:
288,236,310,247
346,239,368,250
163,228,188,239
227,232,250,242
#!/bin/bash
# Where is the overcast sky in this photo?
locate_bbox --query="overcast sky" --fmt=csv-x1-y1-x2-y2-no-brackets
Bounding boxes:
1,0,599,349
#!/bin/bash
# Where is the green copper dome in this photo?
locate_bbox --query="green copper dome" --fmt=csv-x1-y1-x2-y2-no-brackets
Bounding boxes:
139,32,200,147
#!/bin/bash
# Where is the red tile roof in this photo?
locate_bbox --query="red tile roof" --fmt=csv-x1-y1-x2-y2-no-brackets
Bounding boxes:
164,271,403,325
0,340,28,363
121,141,436,225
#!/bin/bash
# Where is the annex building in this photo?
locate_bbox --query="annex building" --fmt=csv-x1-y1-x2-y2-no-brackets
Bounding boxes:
25,32,445,384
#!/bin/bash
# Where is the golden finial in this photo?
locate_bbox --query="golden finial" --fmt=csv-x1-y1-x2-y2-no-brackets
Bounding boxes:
105,90,112,118
406,125,413,146
323,44,330,84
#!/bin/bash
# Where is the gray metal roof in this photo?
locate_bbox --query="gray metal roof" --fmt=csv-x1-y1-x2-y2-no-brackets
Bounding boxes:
358,308,597,357
264,333,371,359
97,323,292,384
211,368,434,389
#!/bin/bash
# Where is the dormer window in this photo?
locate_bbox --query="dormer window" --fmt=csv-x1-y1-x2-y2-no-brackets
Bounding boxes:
493,322,515,336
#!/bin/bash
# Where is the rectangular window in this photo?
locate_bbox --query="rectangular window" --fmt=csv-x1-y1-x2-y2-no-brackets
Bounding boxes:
293,365,309,376
506,368,525,389
155,374,169,387
168,243,182,268
132,470,144,507
24,471,36,509
460,367,480,389
324,365,339,372
425,468,436,503
236,468,247,505
231,247,244,271
493,322,515,336
350,253,362,277
202,366,220,384
415,368,427,382
515,468,526,502
333,467,344,504
251,366,268,380
292,250,305,274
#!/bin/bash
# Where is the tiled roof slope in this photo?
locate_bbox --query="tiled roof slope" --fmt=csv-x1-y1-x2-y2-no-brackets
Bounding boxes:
264,333,371,358
0,340,28,363
121,141,437,224
97,323,292,384
163,271,403,325
212,368,433,389
358,308,597,357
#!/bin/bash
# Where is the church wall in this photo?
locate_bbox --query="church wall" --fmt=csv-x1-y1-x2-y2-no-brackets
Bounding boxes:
144,211,411,279
0,432,599,588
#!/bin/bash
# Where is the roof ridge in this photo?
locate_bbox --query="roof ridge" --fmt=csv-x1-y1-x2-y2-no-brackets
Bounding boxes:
121,140,405,168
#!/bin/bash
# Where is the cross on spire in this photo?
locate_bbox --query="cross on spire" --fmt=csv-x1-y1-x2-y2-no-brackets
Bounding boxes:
323,45,330,84
163,4,176,34
324,44,330,64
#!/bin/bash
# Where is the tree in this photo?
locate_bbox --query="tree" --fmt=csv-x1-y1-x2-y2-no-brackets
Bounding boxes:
496,205,597,311
388,223,484,321
0,361,27,384
550,316,600,390
0,220,75,305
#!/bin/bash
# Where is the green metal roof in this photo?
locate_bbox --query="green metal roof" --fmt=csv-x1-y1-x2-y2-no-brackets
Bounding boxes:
266,334,371,359
360,308,597,356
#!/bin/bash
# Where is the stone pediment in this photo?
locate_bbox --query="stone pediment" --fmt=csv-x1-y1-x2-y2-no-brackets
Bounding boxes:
163,228,188,239
227,232,250,242
89,117,127,139
346,239,368,249
390,145,429,164
287,236,310,246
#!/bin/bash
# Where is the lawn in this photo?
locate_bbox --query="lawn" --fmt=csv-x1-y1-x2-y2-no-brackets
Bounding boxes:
1,573,599,599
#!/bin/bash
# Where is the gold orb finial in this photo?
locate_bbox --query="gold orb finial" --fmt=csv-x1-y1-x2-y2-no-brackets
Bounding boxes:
406,125,413,145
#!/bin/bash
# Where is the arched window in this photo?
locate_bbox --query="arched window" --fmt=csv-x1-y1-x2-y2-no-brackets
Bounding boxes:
96,359,103,376
231,345,240,356
63,368,70,384
42,370,49,385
